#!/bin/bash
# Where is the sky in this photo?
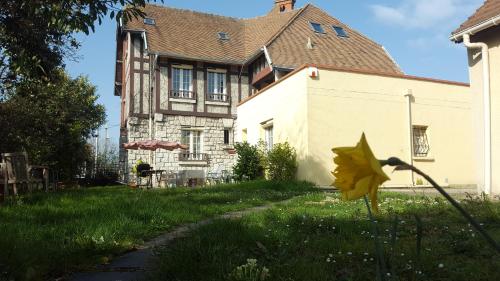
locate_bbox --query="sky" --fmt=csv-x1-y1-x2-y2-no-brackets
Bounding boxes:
65,0,484,147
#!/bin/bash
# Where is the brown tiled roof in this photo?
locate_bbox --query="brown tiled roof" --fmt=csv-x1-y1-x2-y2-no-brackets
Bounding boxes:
266,5,402,74
124,3,402,74
453,0,500,35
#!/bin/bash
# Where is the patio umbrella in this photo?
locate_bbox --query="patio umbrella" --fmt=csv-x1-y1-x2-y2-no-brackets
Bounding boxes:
123,140,188,151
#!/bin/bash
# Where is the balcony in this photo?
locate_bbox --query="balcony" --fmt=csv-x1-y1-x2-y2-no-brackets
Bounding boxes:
179,153,209,165
207,93,229,104
170,90,195,100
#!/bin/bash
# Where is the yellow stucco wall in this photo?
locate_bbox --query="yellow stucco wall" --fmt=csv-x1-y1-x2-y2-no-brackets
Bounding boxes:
237,67,475,188
307,69,474,187
467,25,500,195
237,69,310,180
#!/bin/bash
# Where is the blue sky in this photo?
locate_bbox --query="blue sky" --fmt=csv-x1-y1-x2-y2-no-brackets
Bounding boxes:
65,0,483,146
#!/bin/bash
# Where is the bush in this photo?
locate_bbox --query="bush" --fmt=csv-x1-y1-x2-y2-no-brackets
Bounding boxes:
267,142,297,181
233,142,264,181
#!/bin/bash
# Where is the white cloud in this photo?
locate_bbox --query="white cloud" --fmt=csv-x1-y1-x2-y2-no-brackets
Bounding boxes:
371,0,483,29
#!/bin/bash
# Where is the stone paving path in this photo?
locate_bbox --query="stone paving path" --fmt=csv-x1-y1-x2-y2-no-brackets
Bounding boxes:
68,202,290,281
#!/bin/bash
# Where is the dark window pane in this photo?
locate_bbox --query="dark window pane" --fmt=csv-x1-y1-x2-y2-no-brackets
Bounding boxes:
332,26,348,37
224,129,230,145
310,22,325,33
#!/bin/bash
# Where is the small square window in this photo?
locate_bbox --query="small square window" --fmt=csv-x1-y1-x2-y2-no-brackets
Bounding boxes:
332,26,348,37
218,32,229,40
310,22,325,34
413,126,430,157
143,18,155,25
224,129,230,145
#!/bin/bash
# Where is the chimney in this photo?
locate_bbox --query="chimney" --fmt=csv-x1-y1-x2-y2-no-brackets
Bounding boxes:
275,0,295,13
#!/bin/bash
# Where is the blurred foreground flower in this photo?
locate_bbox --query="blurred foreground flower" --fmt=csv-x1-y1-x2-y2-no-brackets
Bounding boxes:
332,133,389,212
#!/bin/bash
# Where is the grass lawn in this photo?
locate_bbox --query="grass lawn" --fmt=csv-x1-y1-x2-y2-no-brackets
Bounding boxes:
0,181,315,280
150,192,500,281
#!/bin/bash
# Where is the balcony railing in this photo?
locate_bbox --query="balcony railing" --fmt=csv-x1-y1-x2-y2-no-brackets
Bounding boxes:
179,153,208,162
207,93,229,102
170,90,195,99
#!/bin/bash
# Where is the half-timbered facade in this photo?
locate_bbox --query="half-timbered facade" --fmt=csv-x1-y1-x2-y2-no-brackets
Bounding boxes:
114,0,402,183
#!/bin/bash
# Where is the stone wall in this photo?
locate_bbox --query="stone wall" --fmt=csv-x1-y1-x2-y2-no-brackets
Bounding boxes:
123,115,237,185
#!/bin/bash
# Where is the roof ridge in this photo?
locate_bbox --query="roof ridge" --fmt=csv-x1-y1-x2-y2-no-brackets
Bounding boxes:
144,3,244,21
262,4,311,48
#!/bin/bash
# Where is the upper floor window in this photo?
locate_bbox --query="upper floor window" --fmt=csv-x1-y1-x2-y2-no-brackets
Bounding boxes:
413,126,430,157
310,22,325,34
171,66,193,99
207,70,227,102
332,26,348,37
218,32,229,41
143,18,156,25
252,56,269,77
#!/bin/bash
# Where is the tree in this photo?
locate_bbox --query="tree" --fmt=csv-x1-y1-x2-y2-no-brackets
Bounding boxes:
0,0,161,95
267,142,297,181
233,142,265,181
0,70,106,179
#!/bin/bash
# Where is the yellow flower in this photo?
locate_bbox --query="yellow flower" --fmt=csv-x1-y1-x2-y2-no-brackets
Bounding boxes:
331,133,390,212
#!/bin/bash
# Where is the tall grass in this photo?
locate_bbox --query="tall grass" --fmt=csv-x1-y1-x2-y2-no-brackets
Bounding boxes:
0,181,315,280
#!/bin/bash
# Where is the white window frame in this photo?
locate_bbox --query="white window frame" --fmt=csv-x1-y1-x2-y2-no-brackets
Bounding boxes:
412,125,430,158
207,68,227,102
263,125,274,151
171,65,194,99
181,128,204,160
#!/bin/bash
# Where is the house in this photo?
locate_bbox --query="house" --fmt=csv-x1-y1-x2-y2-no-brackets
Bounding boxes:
115,1,477,189
114,0,404,183
450,0,500,195
237,65,475,187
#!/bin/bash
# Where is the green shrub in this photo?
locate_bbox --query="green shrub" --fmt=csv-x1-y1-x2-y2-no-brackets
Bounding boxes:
267,142,297,181
233,142,264,181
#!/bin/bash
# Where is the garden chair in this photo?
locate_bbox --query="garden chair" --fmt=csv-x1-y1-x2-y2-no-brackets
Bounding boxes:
1,152,49,196
206,165,224,185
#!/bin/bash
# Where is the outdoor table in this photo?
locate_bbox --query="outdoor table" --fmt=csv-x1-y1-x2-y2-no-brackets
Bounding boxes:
141,170,166,189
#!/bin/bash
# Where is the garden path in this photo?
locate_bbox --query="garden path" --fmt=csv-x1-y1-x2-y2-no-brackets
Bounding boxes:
69,199,294,281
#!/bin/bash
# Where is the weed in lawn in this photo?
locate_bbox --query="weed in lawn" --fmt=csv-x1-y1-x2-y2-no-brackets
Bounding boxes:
0,180,315,280
150,192,500,281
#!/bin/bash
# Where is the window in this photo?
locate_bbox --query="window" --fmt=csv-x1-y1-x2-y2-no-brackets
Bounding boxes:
207,71,227,101
310,22,325,34
224,129,231,145
143,18,155,25
218,32,229,40
264,126,274,151
332,26,348,37
242,129,248,142
252,56,269,77
171,66,193,99
181,129,204,160
413,126,430,157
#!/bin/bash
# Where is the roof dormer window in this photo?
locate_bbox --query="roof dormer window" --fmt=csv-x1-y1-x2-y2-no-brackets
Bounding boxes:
332,26,348,37
218,32,229,41
310,22,325,34
143,18,155,25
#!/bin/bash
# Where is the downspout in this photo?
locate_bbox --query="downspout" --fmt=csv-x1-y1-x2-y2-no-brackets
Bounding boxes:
148,53,158,166
404,89,415,186
462,33,491,195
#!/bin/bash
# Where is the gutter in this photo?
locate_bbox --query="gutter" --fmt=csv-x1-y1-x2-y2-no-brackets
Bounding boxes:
450,14,500,42
461,33,491,195
404,89,415,186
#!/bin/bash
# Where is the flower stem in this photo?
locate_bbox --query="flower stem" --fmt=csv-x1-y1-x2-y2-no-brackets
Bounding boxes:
364,195,387,281
386,157,500,253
